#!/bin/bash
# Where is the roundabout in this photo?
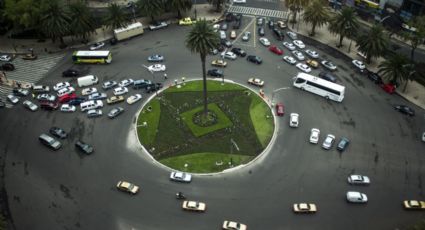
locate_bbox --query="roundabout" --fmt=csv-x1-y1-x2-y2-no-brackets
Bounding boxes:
0,17,424,230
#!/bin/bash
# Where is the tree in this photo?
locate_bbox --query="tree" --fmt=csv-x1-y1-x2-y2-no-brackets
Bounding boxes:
68,1,96,41
356,24,388,64
137,0,164,22
207,0,225,12
284,0,309,29
377,53,412,92
168,0,192,19
401,15,425,62
185,19,220,116
3,0,43,29
328,7,359,48
39,0,70,45
302,0,329,36
103,3,129,30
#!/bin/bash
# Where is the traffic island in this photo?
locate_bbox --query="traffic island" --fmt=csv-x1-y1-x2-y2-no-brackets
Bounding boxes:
137,80,274,173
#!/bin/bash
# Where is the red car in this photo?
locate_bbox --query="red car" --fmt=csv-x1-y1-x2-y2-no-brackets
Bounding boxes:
58,93,77,104
275,103,284,116
269,45,283,55
381,83,396,94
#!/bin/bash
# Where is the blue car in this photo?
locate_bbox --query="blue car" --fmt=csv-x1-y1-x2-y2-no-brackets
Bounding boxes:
68,97,86,105
147,54,164,62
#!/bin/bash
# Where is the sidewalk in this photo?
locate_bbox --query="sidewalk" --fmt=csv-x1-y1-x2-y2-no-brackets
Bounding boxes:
290,17,425,110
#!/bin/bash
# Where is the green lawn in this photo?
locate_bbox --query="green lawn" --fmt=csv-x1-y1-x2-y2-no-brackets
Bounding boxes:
137,99,161,146
250,95,274,147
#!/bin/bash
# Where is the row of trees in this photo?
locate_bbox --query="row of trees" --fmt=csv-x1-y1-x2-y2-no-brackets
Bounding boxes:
287,0,424,91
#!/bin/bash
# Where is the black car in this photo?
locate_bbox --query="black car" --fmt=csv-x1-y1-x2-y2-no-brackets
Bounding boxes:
49,127,68,139
220,23,228,30
68,97,86,105
235,13,242,21
62,69,80,77
1,63,15,71
133,79,152,89
225,13,234,22
247,55,262,64
272,28,284,41
233,20,241,29
146,83,163,93
394,105,415,116
231,48,247,57
318,71,337,83
258,27,265,36
367,72,383,84
75,140,94,154
337,137,350,152
207,69,224,77
221,39,232,48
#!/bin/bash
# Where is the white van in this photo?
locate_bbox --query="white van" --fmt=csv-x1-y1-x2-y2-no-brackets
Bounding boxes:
80,100,103,112
77,75,99,87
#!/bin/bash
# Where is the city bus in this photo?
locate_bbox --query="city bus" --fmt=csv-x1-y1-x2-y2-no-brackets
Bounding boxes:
293,72,345,102
72,50,112,64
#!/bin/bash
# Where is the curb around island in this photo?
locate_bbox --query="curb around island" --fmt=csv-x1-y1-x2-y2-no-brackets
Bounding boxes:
132,78,279,177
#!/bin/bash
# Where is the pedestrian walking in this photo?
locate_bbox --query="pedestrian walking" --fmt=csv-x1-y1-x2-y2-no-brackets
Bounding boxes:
164,73,168,79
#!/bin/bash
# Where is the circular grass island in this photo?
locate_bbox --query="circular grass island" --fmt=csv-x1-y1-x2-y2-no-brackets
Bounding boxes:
136,80,275,173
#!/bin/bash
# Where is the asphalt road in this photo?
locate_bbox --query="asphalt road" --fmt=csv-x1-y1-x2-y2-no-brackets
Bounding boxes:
0,16,424,230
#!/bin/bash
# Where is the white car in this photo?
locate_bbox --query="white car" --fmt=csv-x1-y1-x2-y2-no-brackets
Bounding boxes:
126,94,142,104
113,86,128,96
7,94,19,104
322,134,335,149
242,31,250,41
36,93,56,102
259,37,270,46
305,49,319,58
89,42,105,50
81,87,97,96
116,181,139,194
289,113,299,127
222,51,237,60
233,0,246,3
422,132,425,142
346,191,368,203
102,80,118,90
148,64,166,72
292,50,305,61
247,78,264,87
0,54,12,62
170,171,192,183
321,60,337,71
222,221,247,230
182,201,206,212
88,92,107,100
283,56,297,65
310,128,320,144
60,104,76,112
53,82,70,91
119,79,134,87
296,63,311,73
57,87,75,97
348,175,371,185
287,31,298,40
23,100,38,111
283,42,296,51
293,40,305,49
352,60,366,70
87,109,102,118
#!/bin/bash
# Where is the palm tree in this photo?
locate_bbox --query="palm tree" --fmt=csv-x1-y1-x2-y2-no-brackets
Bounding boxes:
328,7,359,48
207,0,225,12
68,1,96,42
401,15,425,62
137,0,164,22
168,0,192,19
3,0,42,29
377,54,412,92
356,24,388,64
103,3,129,30
302,0,329,36
39,0,70,46
284,0,309,29
185,19,220,116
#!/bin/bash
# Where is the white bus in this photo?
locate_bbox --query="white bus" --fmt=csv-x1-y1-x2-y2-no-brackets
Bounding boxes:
114,22,144,41
293,72,345,102
72,50,112,64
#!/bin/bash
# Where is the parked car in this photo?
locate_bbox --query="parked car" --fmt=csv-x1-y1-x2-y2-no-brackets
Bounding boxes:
283,56,297,65
346,191,368,203
38,133,61,150
309,128,320,144
248,78,264,87
148,21,168,30
305,49,319,58
53,82,70,91
293,203,317,213
258,27,265,36
337,137,350,151
113,86,128,96
221,39,232,48
289,113,299,127
58,93,77,104
56,86,75,97
256,17,263,26
292,50,305,61
242,31,250,41
318,71,337,83
170,171,192,183
272,28,284,41
347,175,370,185
102,81,118,90
119,79,134,87
87,109,102,118
231,48,246,57
68,97,86,105
75,140,94,154
145,83,163,93
32,85,50,94
182,201,206,212
293,40,305,49
367,72,383,84
306,59,319,68
108,107,125,119
259,37,270,46
22,100,38,111
221,22,228,30
116,181,139,194
394,105,415,116
147,54,164,62
287,31,297,40
89,42,105,50
0,54,12,62
81,87,98,96
60,104,76,112
87,92,106,101
222,51,237,60
207,69,224,77
126,94,142,104
283,42,296,51
7,94,19,104
352,60,366,70
275,103,284,116
13,88,29,97
269,45,283,55
106,95,125,104
296,63,311,73
403,200,425,210
322,134,335,149
49,127,68,139
40,101,59,110
230,30,237,39
246,55,262,64
268,20,274,29
62,69,80,77
277,20,287,29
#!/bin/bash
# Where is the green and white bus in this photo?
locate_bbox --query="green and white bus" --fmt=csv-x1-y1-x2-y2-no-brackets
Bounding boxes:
72,50,112,64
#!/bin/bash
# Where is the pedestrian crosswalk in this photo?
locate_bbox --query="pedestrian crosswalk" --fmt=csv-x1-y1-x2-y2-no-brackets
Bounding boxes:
0,53,66,107
228,6,288,19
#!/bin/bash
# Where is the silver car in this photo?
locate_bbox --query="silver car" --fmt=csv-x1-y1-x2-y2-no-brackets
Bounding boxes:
348,175,370,185
23,100,38,111
322,134,335,149
346,191,368,203
292,50,305,61
170,171,192,183
242,31,251,41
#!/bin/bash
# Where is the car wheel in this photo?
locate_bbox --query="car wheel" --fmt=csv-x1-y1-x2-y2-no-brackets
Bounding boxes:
325,96,330,100
300,87,305,91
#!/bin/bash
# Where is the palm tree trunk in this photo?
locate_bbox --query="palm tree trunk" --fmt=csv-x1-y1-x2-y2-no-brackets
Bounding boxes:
410,47,415,61
291,10,297,29
200,53,208,116
338,35,344,48
310,23,316,36
403,80,409,93
177,9,181,19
